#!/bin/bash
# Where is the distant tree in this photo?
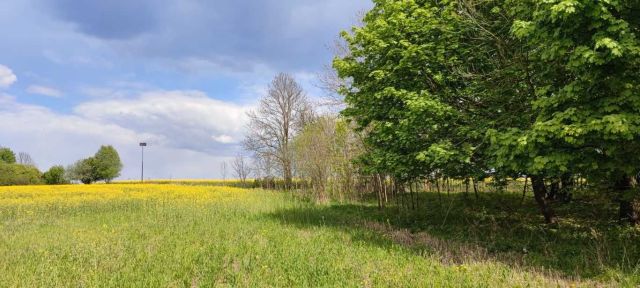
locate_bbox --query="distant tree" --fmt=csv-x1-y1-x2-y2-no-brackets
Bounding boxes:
0,147,16,164
232,154,251,187
221,161,228,181
244,73,313,189
17,152,36,167
42,165,68,185
66,158,97,184
252,153,275,180
93,145,122,183
65,145,122,184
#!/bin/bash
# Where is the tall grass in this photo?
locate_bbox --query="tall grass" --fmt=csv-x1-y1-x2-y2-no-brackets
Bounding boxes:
0,184,634,286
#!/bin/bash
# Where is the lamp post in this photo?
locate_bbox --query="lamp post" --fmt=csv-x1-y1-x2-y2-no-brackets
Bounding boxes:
139,142,147,183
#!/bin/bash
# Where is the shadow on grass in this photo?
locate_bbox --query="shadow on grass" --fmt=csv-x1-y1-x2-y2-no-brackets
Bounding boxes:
265,192,640,282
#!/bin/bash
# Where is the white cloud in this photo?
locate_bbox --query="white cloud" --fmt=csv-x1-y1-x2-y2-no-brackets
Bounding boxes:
0,65,17,88
75,90,250,152
27,85,63,97
0,92,250,179
212,135,235,144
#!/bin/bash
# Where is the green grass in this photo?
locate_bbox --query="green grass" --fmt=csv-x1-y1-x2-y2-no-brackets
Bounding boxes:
0,185,636,287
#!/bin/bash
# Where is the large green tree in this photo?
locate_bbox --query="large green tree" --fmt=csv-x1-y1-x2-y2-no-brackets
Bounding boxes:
65,145,122,184
93,145,123,183
490,0,640,225
335,0,640,225
335,0,475,185
334,0,537,197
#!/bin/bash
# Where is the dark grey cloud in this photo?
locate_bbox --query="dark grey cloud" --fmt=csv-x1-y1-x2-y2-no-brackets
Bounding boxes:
49,0,160,39
43,0,371,71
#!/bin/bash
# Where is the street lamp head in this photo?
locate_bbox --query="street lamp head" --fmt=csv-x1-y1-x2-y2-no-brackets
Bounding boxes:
139,142,147,147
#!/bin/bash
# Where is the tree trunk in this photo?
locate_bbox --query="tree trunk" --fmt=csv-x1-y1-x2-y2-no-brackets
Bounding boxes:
409,182,415,210
376,174,383,210
472,178,479,200
531,175,556,225
560,173,573,203
521,177,528,205
436,178,442,209
546,179,560,200
615,174,638,226
283,161,293,190
464,179,470,200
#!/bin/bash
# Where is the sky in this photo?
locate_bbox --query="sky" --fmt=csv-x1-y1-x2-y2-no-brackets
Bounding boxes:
0,0,371,179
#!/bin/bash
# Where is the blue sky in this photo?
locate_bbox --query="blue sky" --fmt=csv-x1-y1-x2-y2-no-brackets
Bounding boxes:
0,0,371,179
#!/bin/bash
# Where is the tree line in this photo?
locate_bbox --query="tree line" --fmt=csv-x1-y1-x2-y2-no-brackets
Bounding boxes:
242,0,640,226
0,145,123,186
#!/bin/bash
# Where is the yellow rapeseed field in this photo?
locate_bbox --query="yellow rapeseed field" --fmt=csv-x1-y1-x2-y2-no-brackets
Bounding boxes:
0,184,250,207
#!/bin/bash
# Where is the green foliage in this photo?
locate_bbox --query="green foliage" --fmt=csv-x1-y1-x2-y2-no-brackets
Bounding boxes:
0,163,42,186
66,146,123,184
334,0,530,182
93,145,123,183
334,0,640,224
337,0,640,188
66,158,98,184
292,116,364,201
42,165,69,185
491,0,640,182
0,147,16,164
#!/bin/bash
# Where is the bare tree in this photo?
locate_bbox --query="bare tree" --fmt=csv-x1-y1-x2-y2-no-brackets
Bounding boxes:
244,73,312,189
232,154,251,187
316,38,351,110
17,152,36,167
315,10,366,112
252,153,272,178
220,161,228,181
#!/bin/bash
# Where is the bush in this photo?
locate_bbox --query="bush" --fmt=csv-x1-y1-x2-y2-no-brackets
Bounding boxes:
0,147,16,164
0,163,42,186
43,165,69,185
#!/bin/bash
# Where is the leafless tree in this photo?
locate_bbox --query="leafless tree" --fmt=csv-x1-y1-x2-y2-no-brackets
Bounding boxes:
315,40,352,114
17,152,36,167
232,154,251,187
315,11,366,112
220,161,228,181
244,73,313,189
252,153,275,179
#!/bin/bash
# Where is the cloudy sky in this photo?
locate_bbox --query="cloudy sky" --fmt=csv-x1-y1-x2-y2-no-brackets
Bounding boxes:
0,0,371,179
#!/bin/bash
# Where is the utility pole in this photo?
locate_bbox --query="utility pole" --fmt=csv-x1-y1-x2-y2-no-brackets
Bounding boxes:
139,142,147,183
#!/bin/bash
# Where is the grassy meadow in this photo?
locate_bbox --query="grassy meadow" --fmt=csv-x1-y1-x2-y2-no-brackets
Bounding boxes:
0,184,637,287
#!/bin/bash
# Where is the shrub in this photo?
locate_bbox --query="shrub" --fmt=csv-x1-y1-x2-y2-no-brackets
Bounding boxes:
0,163,42,186
43,165,69,185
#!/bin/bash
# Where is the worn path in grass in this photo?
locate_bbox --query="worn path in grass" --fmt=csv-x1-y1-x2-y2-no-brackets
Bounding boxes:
0,184,635,287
